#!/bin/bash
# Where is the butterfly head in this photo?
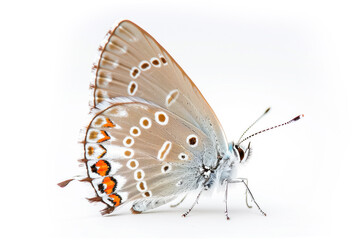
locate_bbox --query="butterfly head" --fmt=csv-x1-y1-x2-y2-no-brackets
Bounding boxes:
234,142,252,163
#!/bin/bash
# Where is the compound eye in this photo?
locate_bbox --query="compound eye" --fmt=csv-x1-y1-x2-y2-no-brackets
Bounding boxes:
236,145,245,162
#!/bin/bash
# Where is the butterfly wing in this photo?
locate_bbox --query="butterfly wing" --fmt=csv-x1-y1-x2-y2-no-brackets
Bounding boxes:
83,99,216,214
92,20,228,159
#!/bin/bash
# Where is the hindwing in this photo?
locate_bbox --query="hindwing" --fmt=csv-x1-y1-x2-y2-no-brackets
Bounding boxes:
83,100,216,214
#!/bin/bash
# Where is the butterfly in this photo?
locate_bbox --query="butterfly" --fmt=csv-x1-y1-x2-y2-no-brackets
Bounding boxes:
58,20,303,219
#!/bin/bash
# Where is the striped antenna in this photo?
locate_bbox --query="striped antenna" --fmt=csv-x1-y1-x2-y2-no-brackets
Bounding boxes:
238,114,304,145
237,107,271,145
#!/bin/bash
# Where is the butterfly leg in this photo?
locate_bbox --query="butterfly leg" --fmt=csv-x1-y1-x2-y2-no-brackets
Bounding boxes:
170,194,188,208
236,178,253,209
182,187,206,217
224,179,230,220
229,178,267,216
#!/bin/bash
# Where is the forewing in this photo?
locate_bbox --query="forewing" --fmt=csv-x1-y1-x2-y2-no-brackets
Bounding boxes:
92,20,228,157
84,100,215,214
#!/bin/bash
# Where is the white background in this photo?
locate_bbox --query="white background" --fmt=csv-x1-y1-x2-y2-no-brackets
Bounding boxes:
1,0,360,239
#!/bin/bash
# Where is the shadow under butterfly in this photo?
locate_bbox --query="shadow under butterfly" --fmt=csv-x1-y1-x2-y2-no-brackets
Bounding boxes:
58,20,303,220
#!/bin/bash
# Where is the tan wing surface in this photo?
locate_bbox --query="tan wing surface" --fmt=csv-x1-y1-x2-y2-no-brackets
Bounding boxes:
92,20,228,156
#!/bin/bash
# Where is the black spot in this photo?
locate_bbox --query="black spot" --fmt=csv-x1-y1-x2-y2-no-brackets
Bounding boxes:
189,137,197,145
104,160,111,176
141,62,150,69
131,69,139,77
160,57,167,64
152,59,160,65
91,164,97,173
98,184,105,193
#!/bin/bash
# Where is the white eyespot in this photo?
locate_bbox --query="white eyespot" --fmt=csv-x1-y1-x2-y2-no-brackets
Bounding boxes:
130,126,141,137
186,134,198,147
123,136,134,147
134,169,145,181
142,191,152,198
127,81,138,96
178,153,189,161
157,141,172,161
161,164,172,173
166,89,179,106
150,57,161,68
123,148,134,158
136,181,148,192
126,159,139,170
130,67,140,79
139,60,151,71
155,111,169,125
139,117,152,129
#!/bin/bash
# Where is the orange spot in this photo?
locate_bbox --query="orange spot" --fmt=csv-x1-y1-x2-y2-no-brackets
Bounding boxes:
89,131,98,140
124,150,132,157
160,142,171,159
88,146,94,156
97,130,110,143
139,182,145,190
98,145,107,159
167,91,179,105
103,118,115,128
126,138,132,145
137,171,142,179
109,194,122,207
103,177,116,194
96,160,110,176
108,108,119,115
131,68,139,77
132,128,139,134
143,119,149,126
130,161,136,168
94,117,103,126
130,83,136,94
144,192,150,197
158,114,166,122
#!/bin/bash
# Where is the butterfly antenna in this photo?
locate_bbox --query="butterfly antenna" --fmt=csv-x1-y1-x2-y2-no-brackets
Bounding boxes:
237,107,271,145
238,114,304,145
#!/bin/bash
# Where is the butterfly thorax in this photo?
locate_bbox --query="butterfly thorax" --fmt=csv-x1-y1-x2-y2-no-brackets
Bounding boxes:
199,143,240,190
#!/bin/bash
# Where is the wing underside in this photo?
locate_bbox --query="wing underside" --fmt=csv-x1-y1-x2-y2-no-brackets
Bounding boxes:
81,101,214,214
